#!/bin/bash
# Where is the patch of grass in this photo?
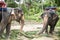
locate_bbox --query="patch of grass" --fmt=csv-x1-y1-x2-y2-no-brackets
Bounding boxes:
39,34,51,37
55,29,60,37
54,28,60,40
0,28,60,40
10,30,20,39
56,16,60,27
0,30,20,40
25,31,38,36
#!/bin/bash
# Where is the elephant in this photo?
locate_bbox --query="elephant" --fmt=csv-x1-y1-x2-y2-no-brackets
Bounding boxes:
38,9,59,35
0,8,11,39
0,8,24,39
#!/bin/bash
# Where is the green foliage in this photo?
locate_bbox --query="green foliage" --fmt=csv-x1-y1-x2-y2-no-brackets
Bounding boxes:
7,2,18,8
55,0,60,6
21,0,42,22
21,0,60,23
56,20,60,27
56,7,60,26
5,0,7,2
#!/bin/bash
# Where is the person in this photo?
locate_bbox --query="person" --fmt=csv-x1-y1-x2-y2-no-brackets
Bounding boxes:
0,0,7,11
0,0,7,8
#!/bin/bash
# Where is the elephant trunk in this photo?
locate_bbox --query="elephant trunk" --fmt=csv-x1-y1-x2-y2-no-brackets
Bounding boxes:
38,14,48,34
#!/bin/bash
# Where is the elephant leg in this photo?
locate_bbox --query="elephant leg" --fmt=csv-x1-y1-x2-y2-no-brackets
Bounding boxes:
52,18,59,32
0,28,5,37
49,24,56,34
0,19,7,37
6,23,11,39
49,25,53,34
20,20,24,31
49,18,59,34
20,15,24,31
45,26,48,34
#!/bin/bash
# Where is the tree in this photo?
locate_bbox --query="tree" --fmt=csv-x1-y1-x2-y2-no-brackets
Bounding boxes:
7,2,18,8
55,0,60,6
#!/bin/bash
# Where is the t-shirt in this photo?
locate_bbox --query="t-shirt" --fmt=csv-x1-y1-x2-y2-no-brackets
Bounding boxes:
0,1,6,8
0,0,4,1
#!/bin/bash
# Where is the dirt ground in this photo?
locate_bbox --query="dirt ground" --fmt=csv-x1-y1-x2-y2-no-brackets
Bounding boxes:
11,20,43,31
10,20,59,40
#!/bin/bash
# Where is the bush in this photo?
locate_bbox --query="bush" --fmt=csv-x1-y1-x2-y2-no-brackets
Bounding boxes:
7,2,18,8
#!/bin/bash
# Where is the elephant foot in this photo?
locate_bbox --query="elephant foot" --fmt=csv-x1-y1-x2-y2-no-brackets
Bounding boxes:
49,32,53,35
45,31,48,34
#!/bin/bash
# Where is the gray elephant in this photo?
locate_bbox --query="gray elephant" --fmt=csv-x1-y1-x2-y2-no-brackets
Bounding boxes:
0,7,24,39
38,7,59,35
0,8,11,39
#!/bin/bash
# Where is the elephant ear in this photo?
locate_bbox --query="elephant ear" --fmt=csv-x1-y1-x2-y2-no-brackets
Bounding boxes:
41,12,46,19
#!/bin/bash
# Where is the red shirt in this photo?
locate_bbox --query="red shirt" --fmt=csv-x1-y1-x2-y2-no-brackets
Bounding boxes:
0,1,7,8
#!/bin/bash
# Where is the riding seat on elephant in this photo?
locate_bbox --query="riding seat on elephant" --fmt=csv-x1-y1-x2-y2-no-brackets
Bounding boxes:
38,7,59,35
